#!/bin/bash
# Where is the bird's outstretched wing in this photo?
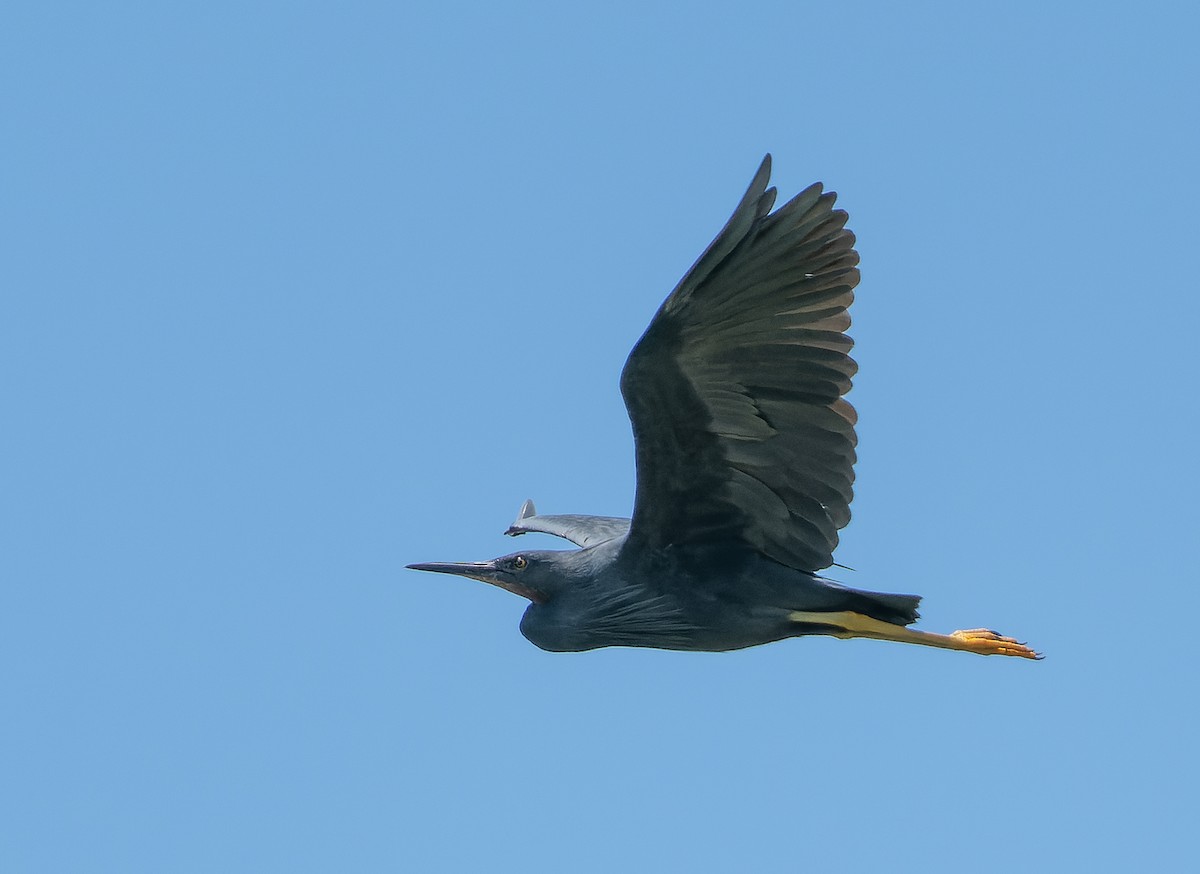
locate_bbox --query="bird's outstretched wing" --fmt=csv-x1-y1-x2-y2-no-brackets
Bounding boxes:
504,499,631,549
619,155,859,572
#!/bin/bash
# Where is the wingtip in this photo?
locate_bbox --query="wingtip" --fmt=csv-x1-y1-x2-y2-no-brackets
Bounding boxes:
752,154,772,191
506,498,537,535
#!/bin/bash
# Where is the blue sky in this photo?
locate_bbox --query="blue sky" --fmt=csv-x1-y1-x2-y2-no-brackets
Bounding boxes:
4,2,1198,870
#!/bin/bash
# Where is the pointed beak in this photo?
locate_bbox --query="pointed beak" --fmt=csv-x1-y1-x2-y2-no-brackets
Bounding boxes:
405,560,546,603
406,560,499,580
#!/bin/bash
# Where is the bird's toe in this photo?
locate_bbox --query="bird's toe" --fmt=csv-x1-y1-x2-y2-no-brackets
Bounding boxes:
950,628,1041,659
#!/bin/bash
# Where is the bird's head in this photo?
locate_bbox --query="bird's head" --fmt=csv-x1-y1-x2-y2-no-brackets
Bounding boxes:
406,550,565,603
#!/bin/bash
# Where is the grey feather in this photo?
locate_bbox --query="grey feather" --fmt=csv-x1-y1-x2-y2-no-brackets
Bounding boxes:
504,499,631,549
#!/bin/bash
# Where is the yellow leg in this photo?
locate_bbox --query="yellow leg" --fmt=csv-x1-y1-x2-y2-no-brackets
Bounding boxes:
789,611,1042,660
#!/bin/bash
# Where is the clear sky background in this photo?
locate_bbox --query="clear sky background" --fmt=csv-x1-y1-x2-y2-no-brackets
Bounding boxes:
4,2,1198,871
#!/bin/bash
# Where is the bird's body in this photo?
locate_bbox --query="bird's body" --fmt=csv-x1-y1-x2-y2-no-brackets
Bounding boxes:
410,156,1040,660
514,536,919,653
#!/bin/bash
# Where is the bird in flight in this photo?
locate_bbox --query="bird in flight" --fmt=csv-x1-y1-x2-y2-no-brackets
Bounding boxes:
409,156,1040,660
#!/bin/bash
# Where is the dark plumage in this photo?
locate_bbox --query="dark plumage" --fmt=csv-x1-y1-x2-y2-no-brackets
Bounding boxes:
409,156,1040,660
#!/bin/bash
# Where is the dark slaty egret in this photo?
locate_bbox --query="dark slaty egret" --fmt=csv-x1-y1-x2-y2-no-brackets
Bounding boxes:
409,156,1040,660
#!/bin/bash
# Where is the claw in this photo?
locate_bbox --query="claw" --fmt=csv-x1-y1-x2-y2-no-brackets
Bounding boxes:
950,629,1042,659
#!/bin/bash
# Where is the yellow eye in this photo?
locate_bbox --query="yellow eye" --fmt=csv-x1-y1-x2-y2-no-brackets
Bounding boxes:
512,555,528,570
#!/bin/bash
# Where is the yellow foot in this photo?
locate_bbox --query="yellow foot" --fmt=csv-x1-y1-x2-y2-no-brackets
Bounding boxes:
950,628,1042,660
787,611,1043,659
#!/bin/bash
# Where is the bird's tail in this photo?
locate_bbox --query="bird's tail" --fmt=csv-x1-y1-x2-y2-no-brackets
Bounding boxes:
861,591,921,626
841,587,922,627
794,576,922,628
